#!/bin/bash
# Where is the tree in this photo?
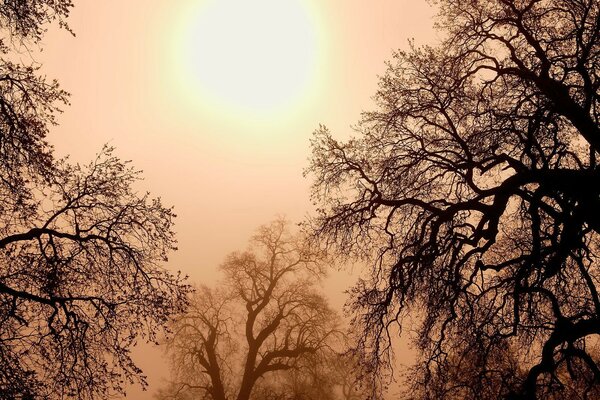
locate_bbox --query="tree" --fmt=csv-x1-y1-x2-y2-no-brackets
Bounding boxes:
400,342,600,400
250,352,337,400
0,2,189,398
251,348,378,400
306,0,600,399
333,353,380,400
158,219,343,400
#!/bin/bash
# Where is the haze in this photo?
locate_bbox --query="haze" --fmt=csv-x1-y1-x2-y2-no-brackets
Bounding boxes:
35,1,436,398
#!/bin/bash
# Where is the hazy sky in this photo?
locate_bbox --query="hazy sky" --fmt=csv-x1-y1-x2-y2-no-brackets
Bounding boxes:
34,1,437,397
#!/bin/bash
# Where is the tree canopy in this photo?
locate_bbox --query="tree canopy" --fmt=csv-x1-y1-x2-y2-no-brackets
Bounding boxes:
158,220,368,400
307,0,600,399
0,2,189,398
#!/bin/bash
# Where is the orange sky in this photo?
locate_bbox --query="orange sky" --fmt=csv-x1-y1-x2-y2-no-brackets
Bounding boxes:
35,1,437,397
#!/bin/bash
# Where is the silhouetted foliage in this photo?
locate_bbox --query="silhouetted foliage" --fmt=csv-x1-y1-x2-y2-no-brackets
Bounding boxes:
0,2,190,398
400,342,600,400
307,0,600,399
157,220,348,400
0,0,73,44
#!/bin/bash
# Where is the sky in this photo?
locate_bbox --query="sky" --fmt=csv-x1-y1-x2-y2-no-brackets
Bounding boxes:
34,1,437,397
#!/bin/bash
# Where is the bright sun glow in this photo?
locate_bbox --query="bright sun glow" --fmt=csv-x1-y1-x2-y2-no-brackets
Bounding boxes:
181,0,317,113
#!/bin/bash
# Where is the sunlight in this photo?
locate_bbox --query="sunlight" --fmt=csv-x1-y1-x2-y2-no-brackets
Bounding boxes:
180,0,318,113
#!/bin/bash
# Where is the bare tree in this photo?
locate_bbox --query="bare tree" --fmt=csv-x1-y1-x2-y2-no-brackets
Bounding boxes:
333,352,380,400
306,0,600,399
400,342,600,400
252,348,378,400
0,0,73,42
0,148,190,399
251,352,337,400
158,219,342,400
0,2,190,398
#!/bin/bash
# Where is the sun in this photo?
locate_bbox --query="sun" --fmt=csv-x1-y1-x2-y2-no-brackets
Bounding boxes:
180,0,318,113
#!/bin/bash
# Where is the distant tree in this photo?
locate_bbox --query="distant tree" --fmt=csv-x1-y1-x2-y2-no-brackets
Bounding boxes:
307,0,600,399
252,348,378,400
157,219,344,400
0,1,190,398
332,352,380,400
251,352,337,400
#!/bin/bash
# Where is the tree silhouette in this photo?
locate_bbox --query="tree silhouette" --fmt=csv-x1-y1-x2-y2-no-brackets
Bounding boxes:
251,347,378,400
307,0,600,399
157,220,344,400
0,2,190,398
250,352,337,400
399,342,600,400
0,0,73,42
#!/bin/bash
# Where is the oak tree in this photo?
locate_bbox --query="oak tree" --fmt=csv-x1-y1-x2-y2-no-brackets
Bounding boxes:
307,0,600,399
0,1,189,398
252,347,377,400
158,220,341,400
401,342,600,400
